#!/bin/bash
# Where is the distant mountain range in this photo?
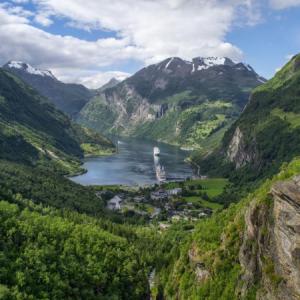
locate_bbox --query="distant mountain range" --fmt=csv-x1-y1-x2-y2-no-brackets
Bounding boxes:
3,61,94,118
78,56,266,150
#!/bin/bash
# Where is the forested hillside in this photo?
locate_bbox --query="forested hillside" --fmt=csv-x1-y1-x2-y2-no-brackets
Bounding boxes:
0,68,114,173
193,54,300,188
0,68,153,298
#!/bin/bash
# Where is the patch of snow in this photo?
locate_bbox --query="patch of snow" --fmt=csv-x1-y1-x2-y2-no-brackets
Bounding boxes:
8,61,24,69
203,57,226,66
165,57,174,69
194,57,227,72
191,63,195,73
7,61,56,79
198,65,207,71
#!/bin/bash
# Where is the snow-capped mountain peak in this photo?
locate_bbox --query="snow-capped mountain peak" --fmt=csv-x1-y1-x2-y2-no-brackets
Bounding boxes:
6,61,56,79
191,56,235,72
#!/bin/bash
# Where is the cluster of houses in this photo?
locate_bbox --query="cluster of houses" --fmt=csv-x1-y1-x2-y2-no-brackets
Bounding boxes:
150,188,182,201
104,187,211,227
106,187,183,211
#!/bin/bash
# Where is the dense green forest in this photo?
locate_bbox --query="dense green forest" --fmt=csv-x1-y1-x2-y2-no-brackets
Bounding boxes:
0,68,157,299
0,197,149,299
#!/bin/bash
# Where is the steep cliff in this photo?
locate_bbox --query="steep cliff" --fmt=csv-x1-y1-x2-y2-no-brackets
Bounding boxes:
240,175,300,300
0,68,114,171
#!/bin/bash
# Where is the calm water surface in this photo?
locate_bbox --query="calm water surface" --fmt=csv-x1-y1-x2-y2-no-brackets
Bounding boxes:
70,138,194,186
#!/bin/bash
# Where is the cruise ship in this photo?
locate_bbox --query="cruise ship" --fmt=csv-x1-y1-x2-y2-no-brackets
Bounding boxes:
153,147,160,156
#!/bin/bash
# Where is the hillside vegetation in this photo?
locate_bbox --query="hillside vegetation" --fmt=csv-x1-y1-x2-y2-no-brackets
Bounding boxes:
193,54,300,189
154,157,300,299
78,57,264,150
0,69,114,174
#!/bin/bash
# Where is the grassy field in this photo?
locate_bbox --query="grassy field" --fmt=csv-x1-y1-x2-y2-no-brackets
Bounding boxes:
182,196,223,211
185,178,228,197
81,143,115,157
164,178,228,211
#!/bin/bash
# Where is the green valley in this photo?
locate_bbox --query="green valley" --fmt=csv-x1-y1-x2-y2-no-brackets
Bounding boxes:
1,31,300,300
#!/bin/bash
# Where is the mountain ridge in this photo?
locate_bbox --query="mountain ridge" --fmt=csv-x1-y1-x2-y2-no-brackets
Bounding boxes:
3,61,94,118
78,56,265,150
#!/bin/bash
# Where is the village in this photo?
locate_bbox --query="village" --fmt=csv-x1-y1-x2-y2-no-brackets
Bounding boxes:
95,178,227,226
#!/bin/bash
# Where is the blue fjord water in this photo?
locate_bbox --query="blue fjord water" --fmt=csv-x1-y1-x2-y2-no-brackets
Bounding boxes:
70,138,193,186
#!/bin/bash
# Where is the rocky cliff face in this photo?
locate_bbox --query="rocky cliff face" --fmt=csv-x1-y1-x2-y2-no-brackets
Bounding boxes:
226,126,258,168
214,53,300,177
239,176,300,299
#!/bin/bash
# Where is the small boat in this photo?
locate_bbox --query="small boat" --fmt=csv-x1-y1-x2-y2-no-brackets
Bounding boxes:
153,147,160,156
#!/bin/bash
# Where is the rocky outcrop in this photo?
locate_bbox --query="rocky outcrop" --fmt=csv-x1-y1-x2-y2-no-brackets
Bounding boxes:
188,245,211,283
226,127,257,168
271,177,300,298
239,176,300,299
103,83,158,131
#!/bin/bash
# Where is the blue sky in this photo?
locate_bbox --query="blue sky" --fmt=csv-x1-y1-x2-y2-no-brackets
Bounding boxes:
0,0,300,87
228,5,300,78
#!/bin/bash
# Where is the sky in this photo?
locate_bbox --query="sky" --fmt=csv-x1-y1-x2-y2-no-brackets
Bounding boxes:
0,0,300,88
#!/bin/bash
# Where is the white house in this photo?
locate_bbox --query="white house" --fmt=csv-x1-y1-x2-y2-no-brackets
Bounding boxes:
107,195,123,210
167,188,182,196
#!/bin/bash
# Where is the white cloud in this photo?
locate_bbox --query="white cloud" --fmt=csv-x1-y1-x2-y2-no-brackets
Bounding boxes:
0,0,265,85
34,13,53,26
78,71,130,89
31,0,252,63
0,6,145,68
51,68,130,88
270,0,300,9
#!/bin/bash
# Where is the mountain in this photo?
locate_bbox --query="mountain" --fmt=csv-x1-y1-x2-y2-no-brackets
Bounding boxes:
78,56,265,150
97,77,120,93
0,66,115,215
196,53,300,182
0,68,114,171
3,61,93,117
